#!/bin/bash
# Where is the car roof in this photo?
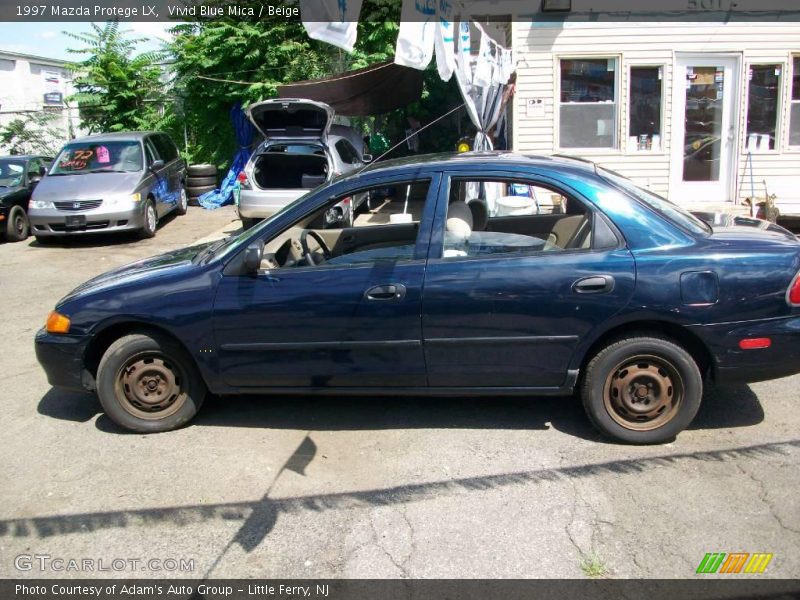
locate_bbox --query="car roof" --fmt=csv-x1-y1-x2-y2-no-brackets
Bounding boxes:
65,131,162,144
341,151,599,181
0,154,49,160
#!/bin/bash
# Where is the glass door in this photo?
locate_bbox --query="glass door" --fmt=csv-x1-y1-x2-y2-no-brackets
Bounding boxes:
670,56,740,204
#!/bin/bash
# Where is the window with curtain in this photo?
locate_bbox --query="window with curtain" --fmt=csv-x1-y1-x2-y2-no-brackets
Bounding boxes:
559,58,618,149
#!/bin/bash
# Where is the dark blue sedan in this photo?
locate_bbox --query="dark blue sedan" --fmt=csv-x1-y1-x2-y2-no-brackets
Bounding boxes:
35,153,800,443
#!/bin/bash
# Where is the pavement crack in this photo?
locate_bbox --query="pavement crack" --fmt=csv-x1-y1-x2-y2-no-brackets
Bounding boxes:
736,463,800,535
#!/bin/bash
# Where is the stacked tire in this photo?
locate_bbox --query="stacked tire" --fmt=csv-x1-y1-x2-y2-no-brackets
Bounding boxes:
186,164,218,205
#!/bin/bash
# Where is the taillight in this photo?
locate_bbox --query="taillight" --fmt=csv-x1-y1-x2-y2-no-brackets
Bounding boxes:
788,272,800,306
237,171,250,189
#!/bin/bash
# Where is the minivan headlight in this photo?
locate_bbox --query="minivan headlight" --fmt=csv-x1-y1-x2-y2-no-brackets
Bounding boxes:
129,192,141,203
31,200,53,209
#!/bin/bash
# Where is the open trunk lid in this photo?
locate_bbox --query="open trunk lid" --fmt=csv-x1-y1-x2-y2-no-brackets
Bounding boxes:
246,99,334,140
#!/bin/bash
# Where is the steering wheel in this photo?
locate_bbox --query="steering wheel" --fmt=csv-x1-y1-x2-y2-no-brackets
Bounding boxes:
300,229,332,266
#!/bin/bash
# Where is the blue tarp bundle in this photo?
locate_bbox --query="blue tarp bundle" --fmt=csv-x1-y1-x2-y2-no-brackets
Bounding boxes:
198,102,255,209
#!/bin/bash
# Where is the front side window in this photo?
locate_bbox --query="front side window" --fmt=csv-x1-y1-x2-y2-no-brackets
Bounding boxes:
746,64,782,151
559,58,618,149
50,141,143,174
0,159,24,186
790,57,800,146
335,139,361,165
629,66,663,151
441,178,599,260
257,179,431,270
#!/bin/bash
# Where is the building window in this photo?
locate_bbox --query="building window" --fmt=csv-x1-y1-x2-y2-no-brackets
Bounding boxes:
628,66,663,152
791,56,800,147
746,64,782,151
559,58,617,149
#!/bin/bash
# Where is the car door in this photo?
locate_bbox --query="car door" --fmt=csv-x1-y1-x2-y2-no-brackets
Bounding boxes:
144,136,170,216
157,134,183,210
212,173,441,389
421,171,636,389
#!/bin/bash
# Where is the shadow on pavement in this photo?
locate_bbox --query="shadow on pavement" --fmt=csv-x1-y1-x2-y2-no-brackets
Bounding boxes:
38,381,765,442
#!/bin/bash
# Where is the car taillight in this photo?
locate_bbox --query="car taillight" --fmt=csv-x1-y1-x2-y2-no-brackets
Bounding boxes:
789,272,800,306
237,171,250,189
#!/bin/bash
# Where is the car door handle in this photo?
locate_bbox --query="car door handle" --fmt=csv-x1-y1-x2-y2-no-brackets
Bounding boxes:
364,284,406,301
572,275,615,294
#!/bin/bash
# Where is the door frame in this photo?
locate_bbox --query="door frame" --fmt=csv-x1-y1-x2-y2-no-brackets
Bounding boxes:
669,52,742,204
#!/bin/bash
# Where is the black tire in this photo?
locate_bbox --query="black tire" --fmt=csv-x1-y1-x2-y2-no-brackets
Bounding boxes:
96,332,206,433
240,217,258,230
34,235,56,245
5,205,29,242
187,163,217,178
138,198,157,239
186,184,216,198
581,335,702,444
186,176,218,187
175,186,188,216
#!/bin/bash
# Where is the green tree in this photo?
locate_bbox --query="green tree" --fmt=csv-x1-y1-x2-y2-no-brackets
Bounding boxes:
65,21,169,134
0,111,65,156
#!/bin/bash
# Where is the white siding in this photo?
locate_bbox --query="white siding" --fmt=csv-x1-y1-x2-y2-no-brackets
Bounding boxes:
512,22,800,213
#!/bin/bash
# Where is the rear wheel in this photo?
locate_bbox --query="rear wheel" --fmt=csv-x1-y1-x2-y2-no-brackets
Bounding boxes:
581,335,702,444
5,205,29,242
96,333,206,432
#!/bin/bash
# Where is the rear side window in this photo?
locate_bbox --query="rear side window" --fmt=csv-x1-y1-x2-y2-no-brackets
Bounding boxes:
335,139,361,165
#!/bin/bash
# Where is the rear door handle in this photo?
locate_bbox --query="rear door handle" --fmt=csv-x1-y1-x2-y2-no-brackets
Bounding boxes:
364,284,406,301
572,275,615,294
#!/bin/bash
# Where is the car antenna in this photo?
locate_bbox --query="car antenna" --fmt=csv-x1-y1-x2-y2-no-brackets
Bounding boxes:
357,103,466,175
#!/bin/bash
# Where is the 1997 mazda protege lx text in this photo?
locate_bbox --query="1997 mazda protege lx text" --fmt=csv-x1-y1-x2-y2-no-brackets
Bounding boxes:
35,153,800,444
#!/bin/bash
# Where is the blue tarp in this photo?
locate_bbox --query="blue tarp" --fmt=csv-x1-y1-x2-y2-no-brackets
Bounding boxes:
198,102,255,209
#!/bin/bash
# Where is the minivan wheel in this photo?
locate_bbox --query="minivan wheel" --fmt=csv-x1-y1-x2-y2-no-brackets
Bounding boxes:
96,333,206,433
581,335,702,444
5,205,29,242
139,199,157,239
175,187,188,216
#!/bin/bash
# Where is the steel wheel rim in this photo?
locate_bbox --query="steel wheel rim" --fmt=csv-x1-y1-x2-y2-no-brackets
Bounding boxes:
114,353,187,420
603,354,684,431
14,213,25,235
146,205,156,231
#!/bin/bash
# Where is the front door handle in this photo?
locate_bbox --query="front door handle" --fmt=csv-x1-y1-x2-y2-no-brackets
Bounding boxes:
572,275,615,294
364,284,406,301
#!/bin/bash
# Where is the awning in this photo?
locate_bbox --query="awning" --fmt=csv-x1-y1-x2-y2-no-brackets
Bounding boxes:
277,61,424,117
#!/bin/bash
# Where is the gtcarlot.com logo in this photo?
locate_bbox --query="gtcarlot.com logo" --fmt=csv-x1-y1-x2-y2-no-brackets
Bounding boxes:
14,554,195,573
696,552,774,574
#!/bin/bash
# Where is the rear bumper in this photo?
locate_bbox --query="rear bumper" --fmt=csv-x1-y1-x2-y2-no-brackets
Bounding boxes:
689,316,800,383
35,329,91,392
29,205,145,237
238,189,305,219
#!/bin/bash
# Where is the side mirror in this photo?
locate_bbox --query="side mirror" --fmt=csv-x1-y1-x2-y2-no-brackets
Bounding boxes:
243,241,264,273
361,154,373,163
39,166,47,176
29,174,42,186
150,159,165,171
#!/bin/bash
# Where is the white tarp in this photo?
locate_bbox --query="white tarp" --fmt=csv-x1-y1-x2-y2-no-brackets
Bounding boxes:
300,0,363,53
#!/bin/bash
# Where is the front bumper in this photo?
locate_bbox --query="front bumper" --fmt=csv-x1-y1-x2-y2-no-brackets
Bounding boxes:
35,329,91,392
28,205,145,237
690,316,800,383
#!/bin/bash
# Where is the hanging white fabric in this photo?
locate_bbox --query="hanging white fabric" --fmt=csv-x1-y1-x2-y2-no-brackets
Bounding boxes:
300,0,363,53
434,1,456,82
472,28,496,87
394,0,437,70
456,21,471,82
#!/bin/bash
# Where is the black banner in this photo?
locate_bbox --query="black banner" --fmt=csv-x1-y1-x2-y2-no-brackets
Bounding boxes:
2,579,800,600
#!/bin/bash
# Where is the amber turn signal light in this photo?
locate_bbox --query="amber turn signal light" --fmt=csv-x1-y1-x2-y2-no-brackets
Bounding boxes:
46,311,71,334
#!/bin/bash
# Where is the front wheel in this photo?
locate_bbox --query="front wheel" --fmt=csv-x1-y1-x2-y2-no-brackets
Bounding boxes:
175,186,188,216
5,205,30,242
581,335,702,444
96,333,206,432
139,199,157,239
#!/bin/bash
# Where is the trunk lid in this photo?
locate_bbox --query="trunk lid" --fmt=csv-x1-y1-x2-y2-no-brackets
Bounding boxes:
246,99,334,140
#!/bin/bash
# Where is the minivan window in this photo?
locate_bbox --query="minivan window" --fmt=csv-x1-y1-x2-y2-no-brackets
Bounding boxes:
335,139,360,165
152,134,178,162
50,141,143,174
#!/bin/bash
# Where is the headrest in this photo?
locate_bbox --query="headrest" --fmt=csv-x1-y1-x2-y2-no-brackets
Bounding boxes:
446,201,473,239
467,199,488,231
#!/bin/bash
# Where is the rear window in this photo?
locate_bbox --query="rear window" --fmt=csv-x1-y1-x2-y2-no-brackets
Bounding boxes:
265,144,325,155
50,141,143,174
600,169,711,235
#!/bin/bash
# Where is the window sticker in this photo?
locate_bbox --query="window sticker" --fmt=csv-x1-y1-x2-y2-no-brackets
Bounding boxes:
96,145,110,163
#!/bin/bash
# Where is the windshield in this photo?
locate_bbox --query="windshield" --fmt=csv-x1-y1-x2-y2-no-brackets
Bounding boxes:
0,160,25,187
599,168,712,235
50,141,143,175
